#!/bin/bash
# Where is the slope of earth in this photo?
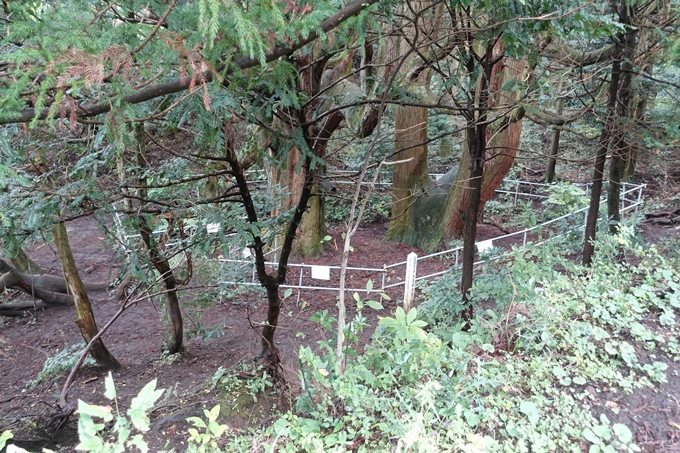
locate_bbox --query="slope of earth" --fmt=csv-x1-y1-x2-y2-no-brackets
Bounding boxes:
0,215,678,452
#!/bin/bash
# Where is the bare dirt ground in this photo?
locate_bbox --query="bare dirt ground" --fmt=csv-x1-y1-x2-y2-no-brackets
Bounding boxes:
1,212,679,452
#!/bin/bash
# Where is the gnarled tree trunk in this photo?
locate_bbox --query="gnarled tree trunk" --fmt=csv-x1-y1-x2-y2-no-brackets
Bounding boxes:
394,48,526,252
384,103,431,242
445,51,526,239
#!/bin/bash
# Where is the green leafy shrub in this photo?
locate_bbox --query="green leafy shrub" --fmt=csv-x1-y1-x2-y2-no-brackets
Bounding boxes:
75,372,164,452
542,182,589,218
224,227,678,452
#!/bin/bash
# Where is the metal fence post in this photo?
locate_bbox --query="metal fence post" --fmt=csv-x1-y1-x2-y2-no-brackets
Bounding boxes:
381,264,387,301
635,185,643,214
297,265,304,306
403,252,418,312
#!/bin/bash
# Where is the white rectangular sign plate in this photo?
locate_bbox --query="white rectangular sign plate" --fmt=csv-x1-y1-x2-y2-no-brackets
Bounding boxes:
311,265,331,280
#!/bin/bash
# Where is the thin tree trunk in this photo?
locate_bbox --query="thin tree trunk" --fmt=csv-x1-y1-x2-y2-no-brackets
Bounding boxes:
52,221,120,368
139,223,183,353
460,126,486,328
584,57,622,265
545,81,566,183
134,123,184,353
460,43,494,329
607,4,636,233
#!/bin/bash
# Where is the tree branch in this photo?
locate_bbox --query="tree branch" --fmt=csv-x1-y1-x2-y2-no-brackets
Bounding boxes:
1,0,379,125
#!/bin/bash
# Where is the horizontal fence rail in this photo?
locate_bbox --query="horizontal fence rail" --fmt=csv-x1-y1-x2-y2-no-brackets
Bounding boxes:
113,178,645,307
216,180,645,305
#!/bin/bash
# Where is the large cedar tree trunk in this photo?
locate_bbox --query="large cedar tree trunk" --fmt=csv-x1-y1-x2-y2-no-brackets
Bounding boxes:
395,47,526,252
445,50,526,239
384,104,431,242
272,144,327,257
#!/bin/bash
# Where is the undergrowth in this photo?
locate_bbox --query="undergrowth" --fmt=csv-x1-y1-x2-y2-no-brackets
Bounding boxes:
232,225,679,452
28,344,95,388
4,226,679,452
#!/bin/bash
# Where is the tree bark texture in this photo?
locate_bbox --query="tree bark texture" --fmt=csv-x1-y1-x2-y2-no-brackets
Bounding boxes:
383,1,442,244
607,4,637,233
385,104,431,242
445,49,526,240
545,80,566,183
273,144,327,257
52,222,120,368
583,53,622,265
134,124,184,354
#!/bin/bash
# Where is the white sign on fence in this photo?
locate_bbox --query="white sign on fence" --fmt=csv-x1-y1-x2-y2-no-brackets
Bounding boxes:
477,239,494,253
311,265,331,280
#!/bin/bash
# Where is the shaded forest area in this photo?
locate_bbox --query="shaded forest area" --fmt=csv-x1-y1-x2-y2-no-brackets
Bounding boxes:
2,0,680,451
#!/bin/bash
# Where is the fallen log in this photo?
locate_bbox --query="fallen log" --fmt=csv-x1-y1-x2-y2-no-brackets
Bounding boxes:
0,259,119,316
0,259,109,292
1,270,74,304
0,300,53,316
644,207,680,225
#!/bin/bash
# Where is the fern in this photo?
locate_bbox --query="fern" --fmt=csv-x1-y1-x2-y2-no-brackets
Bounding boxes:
29,73,57,128
198,0,221,49
227,1,267,66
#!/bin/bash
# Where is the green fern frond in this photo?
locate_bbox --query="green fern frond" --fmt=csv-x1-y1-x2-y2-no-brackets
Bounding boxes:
199,0,221,49
29,73,57,128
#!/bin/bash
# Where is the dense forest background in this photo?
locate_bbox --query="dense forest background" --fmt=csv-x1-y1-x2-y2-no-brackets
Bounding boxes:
1,0,680,451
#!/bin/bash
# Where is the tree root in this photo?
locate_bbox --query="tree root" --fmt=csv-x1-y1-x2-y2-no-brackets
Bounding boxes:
0,259,116,316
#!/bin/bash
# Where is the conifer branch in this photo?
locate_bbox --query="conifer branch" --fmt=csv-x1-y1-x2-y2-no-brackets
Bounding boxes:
1,0,379,125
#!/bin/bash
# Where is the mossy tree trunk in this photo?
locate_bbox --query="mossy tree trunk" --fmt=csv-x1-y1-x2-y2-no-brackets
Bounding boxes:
385,103,431,242
273,144,327,257
267,53,360,258
398,47,526,252
383,2,442,244
52,221,120,368
6,246,44,274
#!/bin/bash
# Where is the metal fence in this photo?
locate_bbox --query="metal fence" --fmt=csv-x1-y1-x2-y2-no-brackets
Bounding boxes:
217,180,645,305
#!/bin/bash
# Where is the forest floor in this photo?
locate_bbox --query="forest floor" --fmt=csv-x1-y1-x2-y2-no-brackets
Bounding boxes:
1,203,680,452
